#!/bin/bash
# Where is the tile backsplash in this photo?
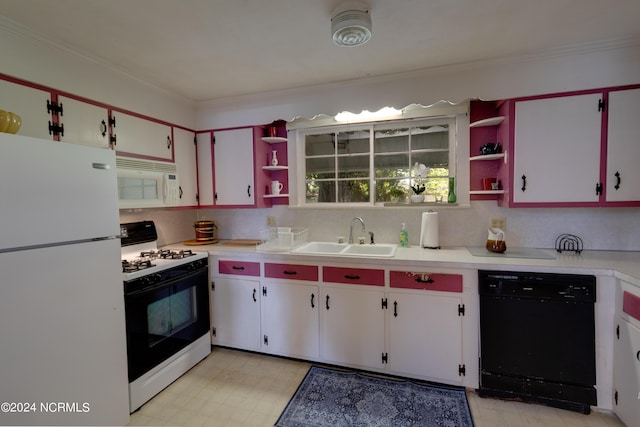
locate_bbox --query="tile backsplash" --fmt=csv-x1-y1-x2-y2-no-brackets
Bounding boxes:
120,202,640,252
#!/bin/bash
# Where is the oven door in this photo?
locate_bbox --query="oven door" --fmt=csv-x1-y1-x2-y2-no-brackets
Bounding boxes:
125,266,209,382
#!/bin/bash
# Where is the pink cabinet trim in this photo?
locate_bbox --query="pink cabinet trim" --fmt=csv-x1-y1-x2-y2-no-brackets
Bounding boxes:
218,260,260,276
623,291,640,322
264,263,318,281
390,271,462,293
323,266,384,287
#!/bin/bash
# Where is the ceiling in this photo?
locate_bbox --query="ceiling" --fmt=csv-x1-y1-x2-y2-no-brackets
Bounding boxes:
1,0,639,103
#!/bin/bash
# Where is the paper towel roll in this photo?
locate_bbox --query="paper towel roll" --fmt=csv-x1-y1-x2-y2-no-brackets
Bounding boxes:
420,211,440,249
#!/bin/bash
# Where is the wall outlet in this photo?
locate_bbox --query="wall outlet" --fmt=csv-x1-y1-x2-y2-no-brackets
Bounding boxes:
266,215,277,227
490,217,506,231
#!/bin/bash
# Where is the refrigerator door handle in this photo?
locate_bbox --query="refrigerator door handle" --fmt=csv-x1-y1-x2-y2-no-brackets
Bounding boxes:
92,162,111,170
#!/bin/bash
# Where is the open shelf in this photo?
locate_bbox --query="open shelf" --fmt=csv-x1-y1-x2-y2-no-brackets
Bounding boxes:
469,153,506,162
470,116,504,128
261,137,288,144
264,194,290,198
262,165,288,171
469,190,505,195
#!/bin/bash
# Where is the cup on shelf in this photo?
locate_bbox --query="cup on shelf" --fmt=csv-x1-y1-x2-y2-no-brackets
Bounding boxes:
271,180,284,195
482,177,497,191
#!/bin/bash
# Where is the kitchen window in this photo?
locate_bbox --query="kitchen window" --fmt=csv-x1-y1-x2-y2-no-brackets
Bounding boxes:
298,116,457,206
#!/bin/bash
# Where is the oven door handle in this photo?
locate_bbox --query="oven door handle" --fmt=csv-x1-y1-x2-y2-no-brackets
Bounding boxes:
124,267,207,296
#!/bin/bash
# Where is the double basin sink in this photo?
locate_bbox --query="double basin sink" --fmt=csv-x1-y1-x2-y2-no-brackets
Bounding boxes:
292,241,397,258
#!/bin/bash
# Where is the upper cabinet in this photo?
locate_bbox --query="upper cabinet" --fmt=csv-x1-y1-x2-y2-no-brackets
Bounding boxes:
497,85,640,208
57,95,110,148
111,111,173,161
606,88,640,203
173,127,198,207
0,78,54,140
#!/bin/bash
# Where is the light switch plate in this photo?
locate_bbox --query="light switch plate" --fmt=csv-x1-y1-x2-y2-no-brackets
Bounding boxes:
266,215,277,227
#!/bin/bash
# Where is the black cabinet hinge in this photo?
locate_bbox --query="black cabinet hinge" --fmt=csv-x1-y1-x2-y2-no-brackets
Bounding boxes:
459,364,466,376
110,134,117,146
214,192,218,201
458,304,465,316
263,286,267,296
46,100,63,115
381,298,388,309
596,182,603,196
108,115,116,128
616,324,619,339
48,121,64,136
211,281,215,291
381,353,388,364
598,98,606,112
196,193,199,202
264,335,269,346
193,136,197,145
212,327,216,337
614,390,618,405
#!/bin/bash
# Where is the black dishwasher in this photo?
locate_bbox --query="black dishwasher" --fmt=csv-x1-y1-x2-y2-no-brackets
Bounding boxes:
478,270,597,414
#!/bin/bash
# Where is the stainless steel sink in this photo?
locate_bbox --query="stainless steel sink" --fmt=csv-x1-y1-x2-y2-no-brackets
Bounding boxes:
292,242,397,258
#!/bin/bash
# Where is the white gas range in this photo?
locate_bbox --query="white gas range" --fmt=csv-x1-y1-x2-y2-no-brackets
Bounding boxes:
120,221,210,413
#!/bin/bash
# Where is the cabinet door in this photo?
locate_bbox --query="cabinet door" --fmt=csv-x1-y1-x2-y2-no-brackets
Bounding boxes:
211,277,261,351
213,128,255,206
262,281,319,359
320,285,385,370
387,292,462,384
513,94,602,203
0,79,52,140
196,132,214,206
606,88,640,202
613,317,640,426
58,96,110,148
173,128,198,206
112,111,172,160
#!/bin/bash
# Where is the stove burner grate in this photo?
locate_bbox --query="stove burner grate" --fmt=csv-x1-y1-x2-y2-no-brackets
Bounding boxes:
122,259,156,273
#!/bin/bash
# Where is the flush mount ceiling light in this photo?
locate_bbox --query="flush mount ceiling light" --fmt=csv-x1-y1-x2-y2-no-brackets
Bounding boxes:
331,1,372,47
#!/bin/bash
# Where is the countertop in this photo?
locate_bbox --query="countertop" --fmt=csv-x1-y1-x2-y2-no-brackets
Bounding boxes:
169,241,640,287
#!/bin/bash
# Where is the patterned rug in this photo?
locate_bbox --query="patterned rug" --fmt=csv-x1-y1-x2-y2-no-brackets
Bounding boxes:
275,366,474,427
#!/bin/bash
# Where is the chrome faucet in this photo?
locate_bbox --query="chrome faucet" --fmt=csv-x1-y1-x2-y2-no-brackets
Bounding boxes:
348,217,366,244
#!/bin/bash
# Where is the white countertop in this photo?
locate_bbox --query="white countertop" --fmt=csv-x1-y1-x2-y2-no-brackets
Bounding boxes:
167,242,640,287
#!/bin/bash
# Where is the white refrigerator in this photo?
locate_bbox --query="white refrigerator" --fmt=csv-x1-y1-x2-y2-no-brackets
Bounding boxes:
0,133,130,426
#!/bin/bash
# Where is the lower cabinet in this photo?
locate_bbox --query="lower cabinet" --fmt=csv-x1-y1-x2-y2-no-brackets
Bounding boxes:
211,276,261,351
613,282,640,426
262,281,320,360
321,285,386,370
387,291,463,384
209,255,473,388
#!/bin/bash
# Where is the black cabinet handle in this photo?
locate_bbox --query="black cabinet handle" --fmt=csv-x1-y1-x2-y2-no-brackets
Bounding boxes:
311,293,315,308
100,120,107,137
247,185,251,198
232,265,245,270
393,301,398,317
521,175,527,192
325,295,330,310
415,277,434,284
283,270,297,275
637,350,640,362
179,186,183,199
167,136,172,150
615,171,621,190
344,274,360,280
252,288,257,302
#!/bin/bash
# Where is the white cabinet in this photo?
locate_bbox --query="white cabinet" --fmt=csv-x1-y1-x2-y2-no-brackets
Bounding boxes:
111,111,173,160
613,281,640,427
213,128,255,206
0,78,52,140
606,88,640,202
173,128,198,206
261,281,319,360
320,285,386,370
513,93,602,204
210,276,261,351
387,291,463,384
58,95,110,148
196,132,214,206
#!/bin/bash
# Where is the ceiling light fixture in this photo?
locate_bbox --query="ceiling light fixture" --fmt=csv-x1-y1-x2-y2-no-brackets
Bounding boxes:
331,1,372,47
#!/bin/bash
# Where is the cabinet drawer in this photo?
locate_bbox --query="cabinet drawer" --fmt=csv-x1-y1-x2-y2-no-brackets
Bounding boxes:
265,263,318,281
218,260,260,276
323,266,384,287
623,291,640,322
390,271,462,293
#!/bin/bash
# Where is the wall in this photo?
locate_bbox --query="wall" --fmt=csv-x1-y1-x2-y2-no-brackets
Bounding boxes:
189,41,640,252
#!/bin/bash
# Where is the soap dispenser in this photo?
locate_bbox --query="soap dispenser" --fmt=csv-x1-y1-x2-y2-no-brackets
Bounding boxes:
400,223,409,248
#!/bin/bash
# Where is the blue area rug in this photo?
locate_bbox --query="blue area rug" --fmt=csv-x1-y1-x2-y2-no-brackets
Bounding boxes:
275,366,474,427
